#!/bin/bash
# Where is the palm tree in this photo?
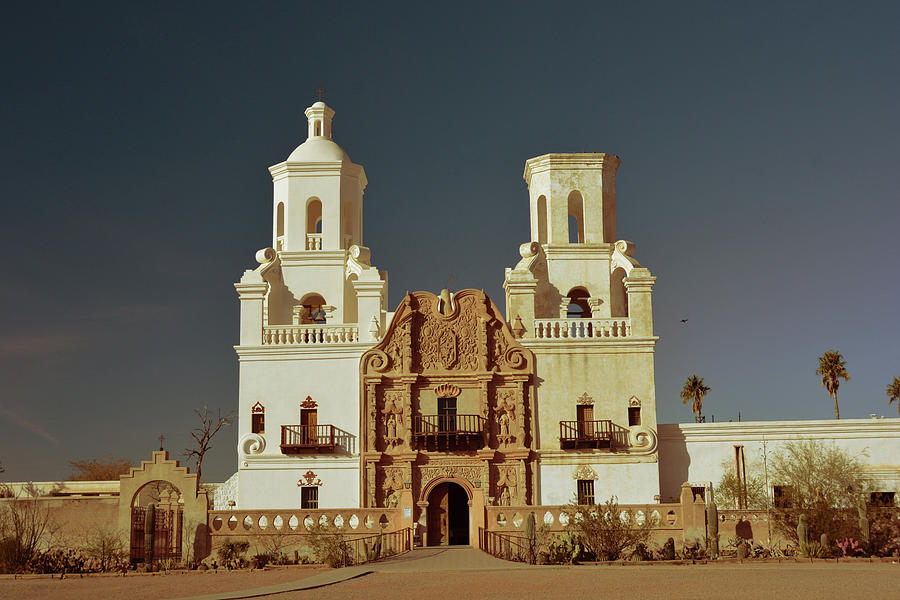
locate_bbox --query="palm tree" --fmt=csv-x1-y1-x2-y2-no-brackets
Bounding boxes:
681,374,711,423
816,350,850,419
887,376,900,415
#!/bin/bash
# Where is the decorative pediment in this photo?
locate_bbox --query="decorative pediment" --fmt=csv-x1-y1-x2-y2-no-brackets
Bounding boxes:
577,392,593,405
301,396,317,409
298,471,323,487
573,465,599,481
251,401,265,414
434,383,462,398
361,289,533,376
628,396,641,407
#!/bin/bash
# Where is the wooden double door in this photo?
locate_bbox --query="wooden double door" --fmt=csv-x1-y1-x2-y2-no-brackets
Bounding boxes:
426,482,470,546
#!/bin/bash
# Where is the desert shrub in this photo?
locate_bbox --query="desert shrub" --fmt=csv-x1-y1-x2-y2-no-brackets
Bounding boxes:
566,497,654,561
306,523,351,567
82,525,126,571
769,440,867,543
869,509,900,557
0,484,52,573
716,458,768,510
217,539,250,567
798,541,828,558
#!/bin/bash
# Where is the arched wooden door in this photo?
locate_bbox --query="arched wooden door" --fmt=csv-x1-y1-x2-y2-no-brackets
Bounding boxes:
426,482,469,546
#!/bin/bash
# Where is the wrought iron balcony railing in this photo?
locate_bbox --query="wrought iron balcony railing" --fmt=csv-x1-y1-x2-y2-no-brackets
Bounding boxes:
413,414,486,450
559,419,614,449
281,424,355,454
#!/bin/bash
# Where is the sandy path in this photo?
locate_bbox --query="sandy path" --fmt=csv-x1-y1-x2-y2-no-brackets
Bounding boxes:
0,566,328,600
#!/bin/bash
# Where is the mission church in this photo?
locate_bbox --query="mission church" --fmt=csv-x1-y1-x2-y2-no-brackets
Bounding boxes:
227,100,899,547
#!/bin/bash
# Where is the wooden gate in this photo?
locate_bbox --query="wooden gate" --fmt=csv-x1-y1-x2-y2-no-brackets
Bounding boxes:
130,504,183,564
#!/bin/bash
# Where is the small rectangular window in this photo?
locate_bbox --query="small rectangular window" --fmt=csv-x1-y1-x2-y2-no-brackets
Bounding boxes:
773,485,793,508
628,406,641,427
870,491,895,507
251,413,265,434
577,480,595,505
301,486,319,509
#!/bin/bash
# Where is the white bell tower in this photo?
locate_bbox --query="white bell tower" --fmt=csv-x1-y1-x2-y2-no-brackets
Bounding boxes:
269,100,365,254
233,100,387,338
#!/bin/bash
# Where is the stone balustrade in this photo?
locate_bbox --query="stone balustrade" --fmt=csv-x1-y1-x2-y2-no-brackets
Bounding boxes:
208,507,404,536
305,233,322,250
484,503,682,533
262,324,359,345
533,318,631,340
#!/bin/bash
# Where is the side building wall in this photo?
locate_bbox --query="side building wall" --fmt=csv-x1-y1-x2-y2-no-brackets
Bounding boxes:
658,418,900,503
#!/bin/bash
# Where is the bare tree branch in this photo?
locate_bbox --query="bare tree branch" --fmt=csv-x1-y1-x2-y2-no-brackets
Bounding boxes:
182,406,235,482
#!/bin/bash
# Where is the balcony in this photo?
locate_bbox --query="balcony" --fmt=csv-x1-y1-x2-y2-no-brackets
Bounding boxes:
413,414,486,451
559,419,614,449
533,318,631,340
263,324,359,346
281,425,355,454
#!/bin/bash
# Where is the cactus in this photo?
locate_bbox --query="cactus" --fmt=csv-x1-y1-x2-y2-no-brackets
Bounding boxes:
662,537,676,560
706,500,719,559
525,512,537,564
797,513,808,545
820,532,830,555
144,504,156,565
855,497,870,554
373,532,383,559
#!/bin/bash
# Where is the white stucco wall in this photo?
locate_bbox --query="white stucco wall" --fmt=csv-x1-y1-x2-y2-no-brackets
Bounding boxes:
238,460,360,509
539,461,659,505
658,418,900,502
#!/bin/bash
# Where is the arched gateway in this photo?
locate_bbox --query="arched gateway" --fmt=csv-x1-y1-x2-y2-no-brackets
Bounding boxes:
118,451,210,565
360,289,536,546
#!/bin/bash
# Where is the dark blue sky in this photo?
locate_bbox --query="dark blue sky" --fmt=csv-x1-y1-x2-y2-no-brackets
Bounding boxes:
1,2,898,482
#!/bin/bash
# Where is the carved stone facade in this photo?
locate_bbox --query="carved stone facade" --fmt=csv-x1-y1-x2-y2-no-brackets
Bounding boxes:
360,289,537,511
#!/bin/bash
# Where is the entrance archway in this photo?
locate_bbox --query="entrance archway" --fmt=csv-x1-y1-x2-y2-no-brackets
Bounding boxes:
426,481,470,546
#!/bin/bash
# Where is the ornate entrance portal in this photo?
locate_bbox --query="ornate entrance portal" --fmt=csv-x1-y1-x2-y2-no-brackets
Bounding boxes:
427,481,469,546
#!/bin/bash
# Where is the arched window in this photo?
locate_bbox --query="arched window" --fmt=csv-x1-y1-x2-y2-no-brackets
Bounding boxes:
566,287,591,318
314,122,321,136
276,202,285,249
610,268,628,317
343,202,353,247
306,198,322,233
537,195,547,244
567,190,584,244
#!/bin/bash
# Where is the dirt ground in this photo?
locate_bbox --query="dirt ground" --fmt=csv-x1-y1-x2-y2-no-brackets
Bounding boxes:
0,565,328,600
274,563,900,600
1,562,898,600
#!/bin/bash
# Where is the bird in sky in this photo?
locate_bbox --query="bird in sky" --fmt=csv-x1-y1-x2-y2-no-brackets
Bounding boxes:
680,319,689,324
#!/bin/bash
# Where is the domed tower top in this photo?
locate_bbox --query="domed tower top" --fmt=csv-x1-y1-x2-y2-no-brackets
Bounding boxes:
268,99,367,255
285,101,351,163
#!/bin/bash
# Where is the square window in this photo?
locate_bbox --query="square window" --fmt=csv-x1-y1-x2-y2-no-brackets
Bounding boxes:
301,486,318,509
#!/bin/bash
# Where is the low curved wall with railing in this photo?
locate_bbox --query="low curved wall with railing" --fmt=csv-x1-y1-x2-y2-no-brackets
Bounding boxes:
208,507,404,536
484,504,684,534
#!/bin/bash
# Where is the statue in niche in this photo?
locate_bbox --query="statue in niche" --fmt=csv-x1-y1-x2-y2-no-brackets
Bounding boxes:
499,486,511,506
387,489,401,508
386,414,398,439
499,411,510,437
